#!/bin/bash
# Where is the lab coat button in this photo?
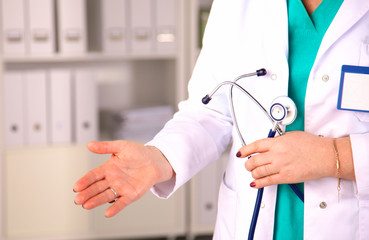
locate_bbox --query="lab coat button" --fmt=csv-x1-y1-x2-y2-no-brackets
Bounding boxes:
322,75,329,82
271,74,277,80
319,201,327,209
261,202,265,208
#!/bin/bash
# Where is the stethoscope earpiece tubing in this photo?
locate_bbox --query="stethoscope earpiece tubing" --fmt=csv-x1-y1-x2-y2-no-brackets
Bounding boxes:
202,69,303,240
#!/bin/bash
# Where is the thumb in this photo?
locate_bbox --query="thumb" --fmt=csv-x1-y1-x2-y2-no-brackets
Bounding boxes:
87,140,126,154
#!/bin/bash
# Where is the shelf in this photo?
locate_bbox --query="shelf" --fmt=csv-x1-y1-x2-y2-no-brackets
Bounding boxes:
3,52,177,64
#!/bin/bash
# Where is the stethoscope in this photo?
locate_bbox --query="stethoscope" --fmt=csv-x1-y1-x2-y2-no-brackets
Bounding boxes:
202,69,304,240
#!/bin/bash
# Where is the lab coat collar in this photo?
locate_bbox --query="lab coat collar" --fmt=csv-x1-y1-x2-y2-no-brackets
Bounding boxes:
316,0,369,63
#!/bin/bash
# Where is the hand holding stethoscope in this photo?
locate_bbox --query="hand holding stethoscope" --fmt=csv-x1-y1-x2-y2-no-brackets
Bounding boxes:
239,131,338,188
203,69,302,239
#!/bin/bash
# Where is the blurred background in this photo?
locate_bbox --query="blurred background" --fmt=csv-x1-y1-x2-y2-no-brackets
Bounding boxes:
0,0,231,240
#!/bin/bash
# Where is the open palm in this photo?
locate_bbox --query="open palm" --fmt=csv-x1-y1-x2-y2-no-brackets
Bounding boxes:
73,140,173,217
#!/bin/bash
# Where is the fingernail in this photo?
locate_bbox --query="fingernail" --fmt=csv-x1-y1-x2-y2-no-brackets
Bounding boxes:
236,151,241,157
250,182,256,188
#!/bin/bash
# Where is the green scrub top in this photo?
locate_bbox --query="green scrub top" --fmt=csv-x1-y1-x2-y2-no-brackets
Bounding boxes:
273,0,343,239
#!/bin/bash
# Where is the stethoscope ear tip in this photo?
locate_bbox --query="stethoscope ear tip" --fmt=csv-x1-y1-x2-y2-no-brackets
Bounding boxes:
256,68,267,76
202,95,212,104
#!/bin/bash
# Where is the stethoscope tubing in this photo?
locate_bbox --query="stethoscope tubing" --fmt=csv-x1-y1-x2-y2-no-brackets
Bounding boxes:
248,128,276,240
227,75,304,240
202,70,304,240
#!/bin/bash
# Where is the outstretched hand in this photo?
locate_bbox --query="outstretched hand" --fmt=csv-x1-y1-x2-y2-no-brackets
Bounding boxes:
73,140,174,217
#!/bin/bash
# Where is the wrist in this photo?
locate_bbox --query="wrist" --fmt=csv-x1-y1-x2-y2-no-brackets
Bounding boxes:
318,136,338,178
146,145,175,183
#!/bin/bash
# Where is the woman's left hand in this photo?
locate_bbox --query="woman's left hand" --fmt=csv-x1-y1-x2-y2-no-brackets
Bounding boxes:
237,131,337,188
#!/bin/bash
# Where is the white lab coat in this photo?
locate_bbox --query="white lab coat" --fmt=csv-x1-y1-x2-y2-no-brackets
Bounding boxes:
148,0,369,239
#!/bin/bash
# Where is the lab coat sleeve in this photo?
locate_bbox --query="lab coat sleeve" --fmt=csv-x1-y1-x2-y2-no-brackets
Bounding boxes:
146,31,234,198
350,132,369,238
146,0,239,198
147,102,233,198
351,132,369,200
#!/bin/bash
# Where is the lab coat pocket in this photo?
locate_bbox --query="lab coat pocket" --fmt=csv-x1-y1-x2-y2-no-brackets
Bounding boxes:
351,43,369,123
354,112,369,122
213,172,237,240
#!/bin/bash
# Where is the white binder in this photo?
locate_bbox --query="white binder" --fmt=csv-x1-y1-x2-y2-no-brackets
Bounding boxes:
155,0,177,53
56,0,87,54
130,0,152,54
49,69,72,144
3,72,25,146
1,0,26,56
27,0,55,55
102,0,129,53
73,69,98,143
24,70,48,145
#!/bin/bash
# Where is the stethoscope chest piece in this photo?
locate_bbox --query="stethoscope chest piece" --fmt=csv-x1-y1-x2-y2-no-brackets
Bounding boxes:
270,96,297,126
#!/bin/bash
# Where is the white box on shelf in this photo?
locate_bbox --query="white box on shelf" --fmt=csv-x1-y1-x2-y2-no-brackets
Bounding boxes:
102,0,129,53
24,70,48,146
27,0,55,55
73,69,98,143
154,0,177,53
1,0,26,56
56,0,87,54
49,69,72,144
3,72,25,147
130,0,152,54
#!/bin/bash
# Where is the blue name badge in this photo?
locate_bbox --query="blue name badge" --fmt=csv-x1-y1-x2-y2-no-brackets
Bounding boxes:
337,65,369,113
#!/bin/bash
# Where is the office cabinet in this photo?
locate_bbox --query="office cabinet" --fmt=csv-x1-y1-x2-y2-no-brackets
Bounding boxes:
189,150,227,237
188,1,216,238
0,0,221,239
5,146,91,238
0,0,191,239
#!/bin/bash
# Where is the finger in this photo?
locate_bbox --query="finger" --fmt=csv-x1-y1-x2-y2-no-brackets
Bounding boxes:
250,173,282,188
244,154,272,171
74,179,109,205
250,164,279,180
87,140,127,154
82,187,118,210
237,138,274,158
105,195,136,218
73,165,105,192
